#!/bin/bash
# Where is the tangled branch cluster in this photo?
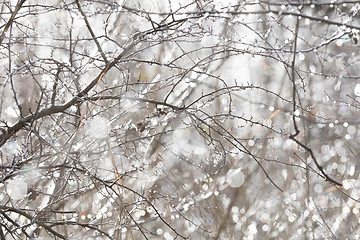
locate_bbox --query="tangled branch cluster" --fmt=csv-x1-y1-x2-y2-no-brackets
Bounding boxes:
1,0,360,239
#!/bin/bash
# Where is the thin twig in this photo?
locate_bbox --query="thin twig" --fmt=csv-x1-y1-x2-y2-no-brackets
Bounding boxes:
288,11,342,187
0,0,26,45
75,0,108,64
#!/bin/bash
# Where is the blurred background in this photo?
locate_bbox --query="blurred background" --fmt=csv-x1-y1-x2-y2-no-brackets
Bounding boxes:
1,0,360,239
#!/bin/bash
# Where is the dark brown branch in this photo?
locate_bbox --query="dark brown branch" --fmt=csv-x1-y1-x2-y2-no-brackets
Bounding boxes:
191,109,283,192
75,0,108,64
0,33,142,147
289,135,343,186
0,205,66,239
121,6,360,30
288,13,342,187
49,221,113,239
0,210,32,238
85,95,185,111
0,0,26,45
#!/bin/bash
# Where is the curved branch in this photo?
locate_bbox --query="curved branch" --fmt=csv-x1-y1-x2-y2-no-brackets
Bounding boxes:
0,33,142,147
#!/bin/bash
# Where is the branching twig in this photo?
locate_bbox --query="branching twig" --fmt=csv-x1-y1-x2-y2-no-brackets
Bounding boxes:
0,0,26,45
0,205,67,239
75,0,108,64
0,32,142,147
288,11,342,187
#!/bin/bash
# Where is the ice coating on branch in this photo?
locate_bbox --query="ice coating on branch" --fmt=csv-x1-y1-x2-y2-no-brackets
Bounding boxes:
354,84,360,96
6,178,28,200
226,168,245,188
88,116,110,139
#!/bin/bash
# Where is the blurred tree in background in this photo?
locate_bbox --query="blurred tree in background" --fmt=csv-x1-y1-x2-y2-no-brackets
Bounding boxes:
1,0,360,239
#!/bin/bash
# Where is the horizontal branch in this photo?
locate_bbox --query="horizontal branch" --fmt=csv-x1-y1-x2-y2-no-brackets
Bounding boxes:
122,5,360,30
85,95,185,111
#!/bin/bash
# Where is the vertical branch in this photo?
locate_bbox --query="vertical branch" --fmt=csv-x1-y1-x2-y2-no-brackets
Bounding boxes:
289,14,342,187
290,18,300,136
8,28,22,117
51,66,61,106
